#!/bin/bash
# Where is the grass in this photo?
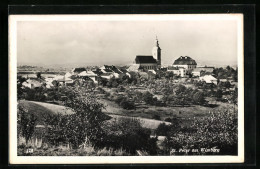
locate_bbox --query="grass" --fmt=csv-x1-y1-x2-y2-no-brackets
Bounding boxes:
18,145,131,156
19,100,55,125
98,97,237,127
18,100,171,130
109,114,171,129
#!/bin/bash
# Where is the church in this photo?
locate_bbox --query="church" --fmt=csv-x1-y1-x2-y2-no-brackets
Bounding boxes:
128,37,161,72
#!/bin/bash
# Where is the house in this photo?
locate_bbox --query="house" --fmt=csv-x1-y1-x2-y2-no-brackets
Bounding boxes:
167,66,186,77
173,56,197,73
22,79,43,89
100,73,114,80
199,75,217,85
78,71,98,83
192,66,214,77
71,68,86,75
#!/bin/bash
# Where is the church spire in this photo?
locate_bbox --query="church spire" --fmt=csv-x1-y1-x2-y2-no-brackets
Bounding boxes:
152,35,161,68
155,35,160,47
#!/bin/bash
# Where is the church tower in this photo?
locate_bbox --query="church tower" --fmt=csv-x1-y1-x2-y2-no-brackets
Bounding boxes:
152,36,161,68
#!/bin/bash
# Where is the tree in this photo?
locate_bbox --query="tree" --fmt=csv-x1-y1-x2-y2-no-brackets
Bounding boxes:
44,87,106,149
102,118,158,155
152,114,161,120
17,105,37,145
174,84,186,95
17,76,27,100
120,100,135,110
155,123,171,136
216,89,223,99
36,72,41,79
193,91,206,105
142,91,154,105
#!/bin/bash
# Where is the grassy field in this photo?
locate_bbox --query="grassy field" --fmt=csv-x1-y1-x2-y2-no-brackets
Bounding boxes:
98,97,237,127
18,100,170,129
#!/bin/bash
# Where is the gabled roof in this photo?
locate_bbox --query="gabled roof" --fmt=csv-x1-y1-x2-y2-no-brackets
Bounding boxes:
127,64,140,72
173,56,197,65
135,55,157,64
72,67,86,73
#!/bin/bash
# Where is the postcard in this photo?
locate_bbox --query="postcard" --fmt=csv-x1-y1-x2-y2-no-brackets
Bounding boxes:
9,14,244,164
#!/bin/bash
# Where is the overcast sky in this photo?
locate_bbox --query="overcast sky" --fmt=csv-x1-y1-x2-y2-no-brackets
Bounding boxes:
17,19,238,67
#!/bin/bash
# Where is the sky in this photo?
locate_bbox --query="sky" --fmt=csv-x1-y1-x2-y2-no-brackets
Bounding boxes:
17,17,238,67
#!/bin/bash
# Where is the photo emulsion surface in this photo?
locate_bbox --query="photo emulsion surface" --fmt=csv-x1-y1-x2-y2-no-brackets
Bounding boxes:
9,14,244,164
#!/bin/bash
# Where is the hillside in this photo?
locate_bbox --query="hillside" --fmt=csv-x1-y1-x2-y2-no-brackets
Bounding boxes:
18,100,170,129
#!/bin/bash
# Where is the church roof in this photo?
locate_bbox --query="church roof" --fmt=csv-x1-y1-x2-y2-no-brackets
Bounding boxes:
135,55,157,64
173,56,197,65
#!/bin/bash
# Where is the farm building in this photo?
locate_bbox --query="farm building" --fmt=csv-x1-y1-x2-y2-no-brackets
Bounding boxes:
192,66,214,77
22,78,43,89
167,66,187,77
199,75,218,85
78,71,98,83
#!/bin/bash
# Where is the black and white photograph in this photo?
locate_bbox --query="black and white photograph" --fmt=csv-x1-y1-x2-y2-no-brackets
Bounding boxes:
9,14,244,164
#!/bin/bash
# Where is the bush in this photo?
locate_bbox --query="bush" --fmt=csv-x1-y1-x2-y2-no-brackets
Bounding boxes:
17,105,37,144
162,109,237,155
155,123,171,136
120,100,135,110
152,114,161,120
102,118,158,155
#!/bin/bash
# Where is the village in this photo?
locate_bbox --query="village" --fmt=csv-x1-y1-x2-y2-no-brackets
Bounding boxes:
18,38,238,104
17,38,238,156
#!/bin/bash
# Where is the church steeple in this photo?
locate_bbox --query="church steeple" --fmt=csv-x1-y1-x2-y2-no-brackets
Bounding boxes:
152,36,161,68
155,36,160,48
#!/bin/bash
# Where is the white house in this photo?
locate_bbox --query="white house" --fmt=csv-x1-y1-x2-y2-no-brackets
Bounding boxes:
100,73,114,80
167,67,187,77
78,71,98,83
199,75,217,85
22,79,42,89
192,67,214,77
173,56,197,74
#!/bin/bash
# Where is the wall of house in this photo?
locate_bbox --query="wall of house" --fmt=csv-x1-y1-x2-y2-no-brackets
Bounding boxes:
173,64,196,73
139,63,158,70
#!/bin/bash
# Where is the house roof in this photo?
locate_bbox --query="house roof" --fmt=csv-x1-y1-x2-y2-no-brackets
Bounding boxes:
72,67,86,73
135,55,157,64
101,73,113,76
78,71,97,77
173,56,197,65
199,75,217,83
127,64,140,72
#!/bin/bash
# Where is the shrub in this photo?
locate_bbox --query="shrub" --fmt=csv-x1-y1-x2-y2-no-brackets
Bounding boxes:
102,118,158,155
155,123,171,136
120,100,135,110
152,114,161,120
17,105,37,145
162,109,237,155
